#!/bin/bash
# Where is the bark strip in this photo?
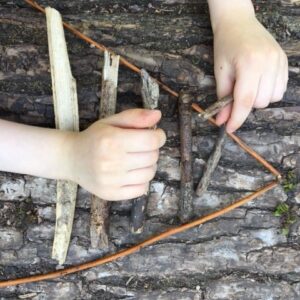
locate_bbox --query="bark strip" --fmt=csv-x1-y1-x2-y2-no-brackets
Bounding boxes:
46,7,80,265
90,51,119,249
131,69,159,234
200,95,233,120
196,125,227,197
178,92,194,223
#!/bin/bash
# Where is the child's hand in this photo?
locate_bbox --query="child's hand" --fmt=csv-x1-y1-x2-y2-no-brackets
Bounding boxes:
68,109,166,201
210,3,288,133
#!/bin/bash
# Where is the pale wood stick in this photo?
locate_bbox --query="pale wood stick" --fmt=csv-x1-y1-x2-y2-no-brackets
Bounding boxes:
46,7,79,265
178,92,194,222
90,51,119,248
200,95,233,120
131,69,159,234
196,125,227,197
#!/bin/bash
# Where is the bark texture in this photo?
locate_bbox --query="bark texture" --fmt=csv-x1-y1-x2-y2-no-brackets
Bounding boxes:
0,1,299,299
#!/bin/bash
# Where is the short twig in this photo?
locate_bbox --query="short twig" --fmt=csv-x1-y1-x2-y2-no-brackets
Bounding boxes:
199,95,233,120
196,125,226,197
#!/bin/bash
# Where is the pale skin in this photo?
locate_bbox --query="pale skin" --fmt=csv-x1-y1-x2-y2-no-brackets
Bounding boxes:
0,0,288,200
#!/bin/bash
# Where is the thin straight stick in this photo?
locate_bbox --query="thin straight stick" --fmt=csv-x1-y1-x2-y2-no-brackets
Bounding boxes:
0,181,278,288
196,125,226,197
199,95,233,120
191,103,282,179
178,92,194,222
24,0,282,180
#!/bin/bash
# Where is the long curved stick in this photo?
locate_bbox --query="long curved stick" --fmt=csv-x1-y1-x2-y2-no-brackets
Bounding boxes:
0,181,278,287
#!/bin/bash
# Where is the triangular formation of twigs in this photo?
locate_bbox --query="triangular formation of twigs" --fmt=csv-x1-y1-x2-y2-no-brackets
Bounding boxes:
0,0,282,288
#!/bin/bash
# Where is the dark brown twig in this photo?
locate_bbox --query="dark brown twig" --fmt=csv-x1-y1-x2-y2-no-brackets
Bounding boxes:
200,95,233,120
131,69,159,234
178,92,194,222
196,125,227,197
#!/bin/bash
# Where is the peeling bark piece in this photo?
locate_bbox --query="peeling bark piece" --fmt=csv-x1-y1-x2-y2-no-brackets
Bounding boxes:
196,126,227,197
200,95,233,120
90,51,119,249
131,69,159,234
178,92,194,223
46,7,80,265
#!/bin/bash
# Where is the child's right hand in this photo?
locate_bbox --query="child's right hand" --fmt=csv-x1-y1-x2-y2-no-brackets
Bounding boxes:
68,109,166,201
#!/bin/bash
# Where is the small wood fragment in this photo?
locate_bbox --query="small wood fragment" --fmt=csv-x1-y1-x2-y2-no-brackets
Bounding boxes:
178,92,194,223
200,95,233,120
46,7,79,265
90,51,119,249
196,126,227,197
131,69,159,234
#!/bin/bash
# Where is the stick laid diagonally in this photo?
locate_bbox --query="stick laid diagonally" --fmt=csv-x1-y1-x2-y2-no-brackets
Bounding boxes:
46,7,80,265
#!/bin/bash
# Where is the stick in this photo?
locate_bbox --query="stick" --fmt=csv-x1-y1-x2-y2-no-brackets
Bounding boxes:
0,181,278,287
90,51,119,249
191,103,282,180
178,92,194,222
200,95,233,120
46,7,80,265
131,69,159,234
196,125,227,197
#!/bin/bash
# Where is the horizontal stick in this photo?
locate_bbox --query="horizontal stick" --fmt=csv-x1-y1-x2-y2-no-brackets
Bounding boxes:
0,181,278,287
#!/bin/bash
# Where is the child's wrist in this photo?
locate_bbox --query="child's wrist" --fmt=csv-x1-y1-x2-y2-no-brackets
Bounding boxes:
208,0,255,33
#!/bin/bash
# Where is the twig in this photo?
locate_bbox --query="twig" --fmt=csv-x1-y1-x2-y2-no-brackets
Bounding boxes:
196,125,226,197
90,51,119,248
46,7,79,265
178,92,194,222
131,69,159,234
200,95,233,120
191,103,282,180
0,181,278,287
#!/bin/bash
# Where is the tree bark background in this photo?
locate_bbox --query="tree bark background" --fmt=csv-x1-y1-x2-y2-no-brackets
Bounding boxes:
0,1,299,299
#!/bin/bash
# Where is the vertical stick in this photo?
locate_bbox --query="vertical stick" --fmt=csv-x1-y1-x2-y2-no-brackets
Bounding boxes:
196,126,227,197
178,92,194,222
46,7,79,265
131,69,159,234
90,51,119,249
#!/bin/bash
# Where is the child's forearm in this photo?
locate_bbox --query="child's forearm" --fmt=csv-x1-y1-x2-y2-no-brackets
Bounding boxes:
0,119,74,180
207,0,255,32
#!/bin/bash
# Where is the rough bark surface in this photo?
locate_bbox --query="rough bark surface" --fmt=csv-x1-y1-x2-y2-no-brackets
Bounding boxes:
0,1,299,299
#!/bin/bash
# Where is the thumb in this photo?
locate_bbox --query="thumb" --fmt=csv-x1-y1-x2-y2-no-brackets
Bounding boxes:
214,63,235,126
100,108,162,129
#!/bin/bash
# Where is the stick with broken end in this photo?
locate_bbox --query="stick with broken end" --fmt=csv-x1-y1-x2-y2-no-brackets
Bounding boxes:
46,7,79,265
196,125,227,197
90,51,120,249
199,95,233,120
131,69,160,234
178,92,194,223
